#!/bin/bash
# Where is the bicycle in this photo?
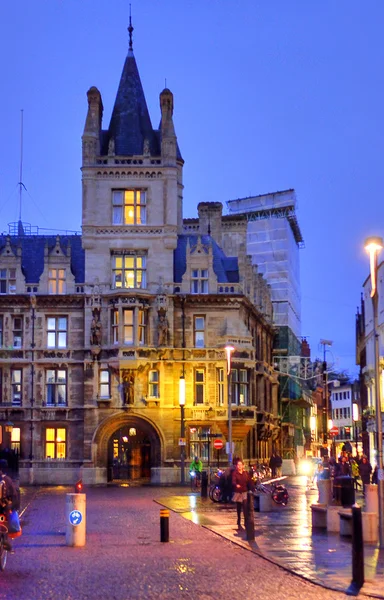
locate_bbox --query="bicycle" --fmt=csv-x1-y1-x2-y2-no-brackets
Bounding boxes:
190,470,201,491
0,514,9,572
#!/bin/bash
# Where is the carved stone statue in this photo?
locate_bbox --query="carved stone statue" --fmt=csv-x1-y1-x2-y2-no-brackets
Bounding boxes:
108,137,115,156
123,371,134,405
143,138,150,156
90,309,102,346
157,310,168,346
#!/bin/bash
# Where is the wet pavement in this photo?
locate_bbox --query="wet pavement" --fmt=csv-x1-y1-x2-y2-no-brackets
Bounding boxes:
3,483,367,600
155,476,384,598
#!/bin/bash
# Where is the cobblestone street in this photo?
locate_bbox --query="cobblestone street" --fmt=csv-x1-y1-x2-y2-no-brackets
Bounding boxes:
1,482,382,600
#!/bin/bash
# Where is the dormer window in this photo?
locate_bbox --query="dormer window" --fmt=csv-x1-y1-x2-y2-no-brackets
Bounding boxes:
112,190,146,225
0,268,16,294
191,269,208,294
49,269,66,294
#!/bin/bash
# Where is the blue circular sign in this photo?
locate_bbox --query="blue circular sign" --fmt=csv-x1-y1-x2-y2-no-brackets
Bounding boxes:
69,510,83,526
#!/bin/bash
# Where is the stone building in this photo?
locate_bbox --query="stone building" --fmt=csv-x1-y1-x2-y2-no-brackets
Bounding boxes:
0,24,277,485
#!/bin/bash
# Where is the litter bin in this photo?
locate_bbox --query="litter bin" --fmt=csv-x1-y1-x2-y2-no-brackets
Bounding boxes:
334,476,355,507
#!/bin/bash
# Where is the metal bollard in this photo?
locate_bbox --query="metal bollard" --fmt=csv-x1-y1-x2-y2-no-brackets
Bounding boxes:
160,509,169,543
66,493,86,547
201,471,208,498
346,506,364,596
246,491,255,541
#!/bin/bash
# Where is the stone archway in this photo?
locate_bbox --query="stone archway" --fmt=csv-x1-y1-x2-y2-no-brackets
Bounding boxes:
93,414,162,482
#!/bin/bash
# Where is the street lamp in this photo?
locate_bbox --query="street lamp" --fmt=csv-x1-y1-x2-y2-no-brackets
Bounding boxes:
365,235,384,548
320,339,333,455
179,375,186,485
224,345,235,466
352,402,359,456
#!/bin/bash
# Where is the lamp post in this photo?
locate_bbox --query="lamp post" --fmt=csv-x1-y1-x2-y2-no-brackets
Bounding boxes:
320,339,333,456
225,345,235,466
352,402,359,456
365,236,384,548
179,375,186,485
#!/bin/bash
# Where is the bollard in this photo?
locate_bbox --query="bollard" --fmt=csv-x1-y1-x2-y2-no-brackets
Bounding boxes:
160,509,169,543
246,491,255,541
201,471,208,498
346,505,364,596
66,493,86,547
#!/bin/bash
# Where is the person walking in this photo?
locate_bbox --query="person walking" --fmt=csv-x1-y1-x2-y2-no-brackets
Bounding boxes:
359,456,372,495
232,459,252,530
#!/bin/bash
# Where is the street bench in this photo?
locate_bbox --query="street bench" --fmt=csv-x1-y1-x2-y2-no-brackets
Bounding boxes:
310,503,327,528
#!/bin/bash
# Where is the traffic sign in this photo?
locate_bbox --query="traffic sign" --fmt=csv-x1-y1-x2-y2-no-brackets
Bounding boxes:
213,439,224,450
329,426,339,436
69,510,83,526
178,438,186,446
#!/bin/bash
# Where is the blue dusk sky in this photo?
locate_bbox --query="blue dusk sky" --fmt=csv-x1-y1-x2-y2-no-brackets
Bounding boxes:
1,1,383,377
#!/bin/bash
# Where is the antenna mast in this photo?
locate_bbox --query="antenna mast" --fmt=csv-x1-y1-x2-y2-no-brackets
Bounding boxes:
18,109,24,222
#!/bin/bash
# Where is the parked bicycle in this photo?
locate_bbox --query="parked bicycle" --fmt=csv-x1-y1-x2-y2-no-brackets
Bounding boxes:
254,477,289,505
0,515,8,571
209,469,225,502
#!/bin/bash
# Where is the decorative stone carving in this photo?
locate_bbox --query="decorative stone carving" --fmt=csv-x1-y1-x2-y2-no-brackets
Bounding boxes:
90,308,102,349
157,308,168,346
122,370,135,405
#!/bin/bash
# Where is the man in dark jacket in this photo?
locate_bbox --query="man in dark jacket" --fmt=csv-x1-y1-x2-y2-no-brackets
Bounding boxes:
359,456,372,495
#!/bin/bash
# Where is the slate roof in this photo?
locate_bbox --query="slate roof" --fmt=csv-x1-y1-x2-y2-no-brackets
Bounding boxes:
0,235,85,284
103,49,182,160
174,235,239,284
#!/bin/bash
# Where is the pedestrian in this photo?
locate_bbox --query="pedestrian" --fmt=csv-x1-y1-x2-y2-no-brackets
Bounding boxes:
0,459,19,552
232,459,252,530
274,452,283,478
351,459,361,491
359,456,372,495
269,452,277,477
372,466,378,485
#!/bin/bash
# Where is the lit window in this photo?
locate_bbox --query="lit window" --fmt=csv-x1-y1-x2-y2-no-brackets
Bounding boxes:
0,269,16,294
11,427,20,453
47,317,67,348
46,369,67,405
191,269,208,294
194,316,205,348
11,369,22,405
217,368,224,406
99,370,110,399
112,190,146,225
123,309,134,345
112,309,119,344
148,370,159,398
12,316,23,348
231,369,249,406
45,427,66,459
194,369,205,405
112,253,147,289
138,309,147,345
49,269,66,294
189,426,210,460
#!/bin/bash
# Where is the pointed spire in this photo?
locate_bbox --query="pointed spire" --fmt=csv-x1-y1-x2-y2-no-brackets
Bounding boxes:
128,5,134,53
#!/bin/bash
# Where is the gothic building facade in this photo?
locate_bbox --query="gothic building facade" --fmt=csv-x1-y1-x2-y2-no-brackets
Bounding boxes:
0,26,277,485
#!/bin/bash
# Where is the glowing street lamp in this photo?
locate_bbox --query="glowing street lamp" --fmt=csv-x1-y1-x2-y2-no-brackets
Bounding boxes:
225,345,235,466
364,235,384,548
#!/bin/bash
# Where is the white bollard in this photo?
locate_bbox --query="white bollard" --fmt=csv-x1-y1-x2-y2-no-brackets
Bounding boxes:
365,484,378,514
317,479,332,505
66,493,86,547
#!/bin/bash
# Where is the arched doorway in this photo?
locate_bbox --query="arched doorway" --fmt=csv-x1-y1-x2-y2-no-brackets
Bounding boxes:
106,417,161,482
